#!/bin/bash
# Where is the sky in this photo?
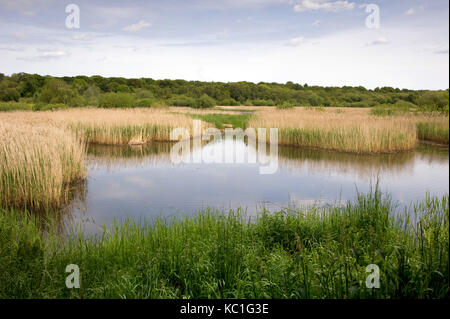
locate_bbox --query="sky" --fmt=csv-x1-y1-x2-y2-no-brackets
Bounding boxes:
0,0,448,89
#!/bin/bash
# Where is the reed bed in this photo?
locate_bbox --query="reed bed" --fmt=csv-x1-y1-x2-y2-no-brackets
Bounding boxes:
249,107,418,153
0,189,448,298
0,122,86,211
416,120,449,144
0,108,211,145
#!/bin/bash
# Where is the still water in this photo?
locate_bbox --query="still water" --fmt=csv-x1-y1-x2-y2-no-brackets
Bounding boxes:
67,140,449,235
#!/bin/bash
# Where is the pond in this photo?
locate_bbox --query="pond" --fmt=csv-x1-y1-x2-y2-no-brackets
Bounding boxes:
65,140,449,235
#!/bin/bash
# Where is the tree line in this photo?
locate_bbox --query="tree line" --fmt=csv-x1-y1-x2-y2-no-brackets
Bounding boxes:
0,72,448,111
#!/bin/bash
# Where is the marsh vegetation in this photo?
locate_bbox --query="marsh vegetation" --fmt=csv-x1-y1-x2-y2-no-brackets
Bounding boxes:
0,75,448,299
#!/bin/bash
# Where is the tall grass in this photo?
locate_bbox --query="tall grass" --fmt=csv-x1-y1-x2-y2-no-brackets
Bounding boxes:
0,122,86,211
0,189,448,298
417,121,449,144
0,108,206,145
250,107,418,153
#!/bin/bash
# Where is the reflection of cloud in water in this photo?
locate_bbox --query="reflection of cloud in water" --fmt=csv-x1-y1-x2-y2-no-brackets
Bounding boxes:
62,141,450,236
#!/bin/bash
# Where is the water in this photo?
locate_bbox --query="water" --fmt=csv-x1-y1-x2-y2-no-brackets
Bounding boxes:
66,140,449,235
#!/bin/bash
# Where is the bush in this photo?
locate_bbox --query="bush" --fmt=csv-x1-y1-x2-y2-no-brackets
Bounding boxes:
38,79,82,107
0,102,33,112
99,92,135,108
194,94,215,109
370,101,414,116
32,103,68,111
133,98,165,108
82,84,102,106
252,99,276,106
168,95,197,107
217,98,239,106
277,101,294,109
417,91,449,110
135,89,155,99
0,79,18,100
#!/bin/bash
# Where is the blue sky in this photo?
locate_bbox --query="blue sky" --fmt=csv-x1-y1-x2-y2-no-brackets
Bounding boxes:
0,0,448,89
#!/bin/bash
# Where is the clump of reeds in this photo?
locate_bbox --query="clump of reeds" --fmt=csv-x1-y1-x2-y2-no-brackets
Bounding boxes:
0,108,210,145
417,121,449,144
250,107,418,153
0,122,86,211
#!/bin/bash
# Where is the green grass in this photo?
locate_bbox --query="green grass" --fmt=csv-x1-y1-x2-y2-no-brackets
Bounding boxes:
0,102,34,112
213,107,256,113
191,113,252,129
0,188,448,299
417,122,449,144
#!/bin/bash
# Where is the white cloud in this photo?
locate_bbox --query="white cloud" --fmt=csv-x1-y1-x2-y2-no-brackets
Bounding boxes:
312,20,321,27
72,33,94,41
286,37,305,47
367,37,389,46
0,44,25,51
405,5,424,15
294,0,355,12
122,20,152,32
405,8,416,15
18,50,70,62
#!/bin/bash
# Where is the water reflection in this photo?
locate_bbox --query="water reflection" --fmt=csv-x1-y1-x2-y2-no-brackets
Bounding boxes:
64,141,448,236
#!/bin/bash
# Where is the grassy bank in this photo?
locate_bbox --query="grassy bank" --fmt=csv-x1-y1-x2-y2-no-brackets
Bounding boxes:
0,189,448,299
0,122,86,211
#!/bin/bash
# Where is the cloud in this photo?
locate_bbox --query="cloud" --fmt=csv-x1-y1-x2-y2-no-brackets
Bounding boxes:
434,45,449,54
312,20,321,27
17,50,70,62
405,8,416,15
294,0,355,12
286,37,305,47
72,33,94,41
0,0,52,16
434,49,449,54
0,44,25,51
122,20,152,32
367,37,389,46
405,5,424,15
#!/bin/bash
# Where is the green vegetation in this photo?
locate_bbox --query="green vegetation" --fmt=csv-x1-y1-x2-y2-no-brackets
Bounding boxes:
0,73,448,111
277,101,294,109
0,188,448,298
0,101,33,112
99,92,135,108
417,122,449,144
191,113,252,129
214,107,255,113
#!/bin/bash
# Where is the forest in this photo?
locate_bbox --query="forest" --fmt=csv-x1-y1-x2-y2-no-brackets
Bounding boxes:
0,72,448,112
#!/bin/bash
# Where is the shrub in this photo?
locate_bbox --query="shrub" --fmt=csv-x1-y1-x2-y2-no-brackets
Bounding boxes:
0,102,33,112
32,103,68,111
252,99,276,106
417,91,449,110
194,94,216,109
277,101,294,109
134,98,164,108
217,98,239,106
99,92,135,108
135,89,155,99
82,84,102,106
38,79,83,107
0,81,20,102
168,95,197,107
